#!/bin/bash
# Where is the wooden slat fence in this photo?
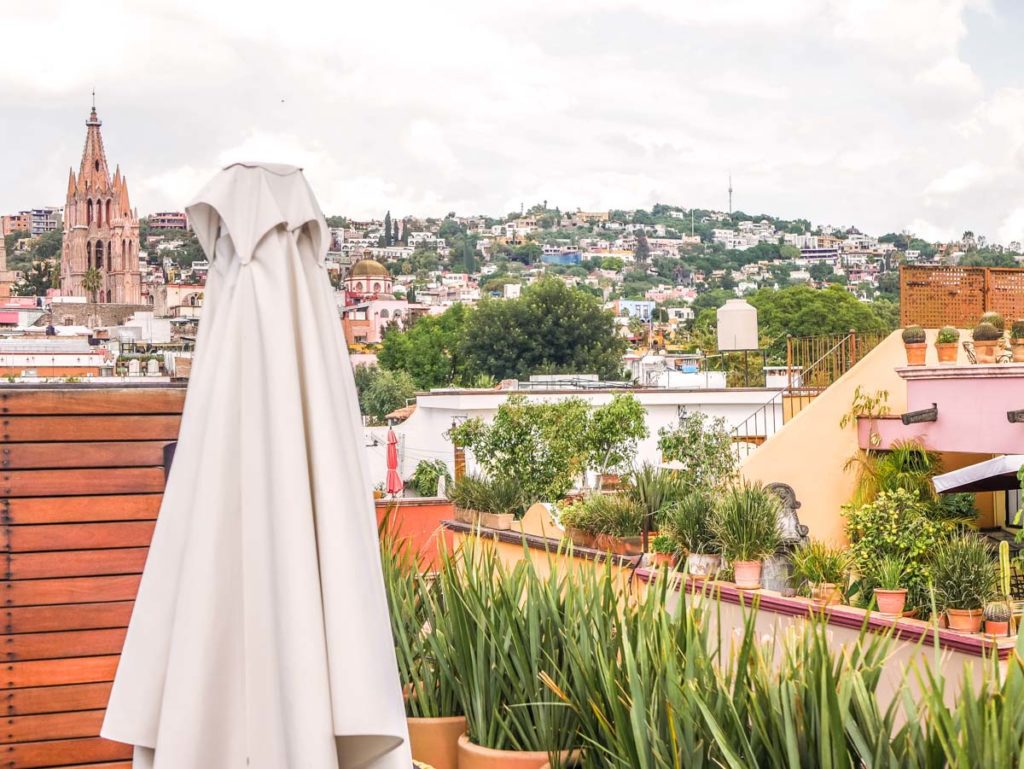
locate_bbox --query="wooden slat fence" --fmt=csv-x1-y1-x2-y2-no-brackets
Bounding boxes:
0,385,185,769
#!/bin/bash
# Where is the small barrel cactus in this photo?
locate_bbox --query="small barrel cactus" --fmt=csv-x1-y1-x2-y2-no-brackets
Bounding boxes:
902,325,926,344
984,600,1012,623
980,311,1005,331
973,322,1002,342
1012,319,1024,341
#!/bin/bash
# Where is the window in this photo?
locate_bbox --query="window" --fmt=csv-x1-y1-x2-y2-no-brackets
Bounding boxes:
86,200,93,225
94,160,99,172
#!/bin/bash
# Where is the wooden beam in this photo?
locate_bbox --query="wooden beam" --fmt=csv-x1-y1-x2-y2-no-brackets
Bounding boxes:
0,708,104,744
0,415,181,442
4,549,149,580
2,682,112,716
0,388,185,416
0,735,131,767
0,441,171,470
3,602,134,635
4,523,155,553
0,629,127,663
2,495,161,525
0,468,165,498
1,575,141,608
4,655,119,689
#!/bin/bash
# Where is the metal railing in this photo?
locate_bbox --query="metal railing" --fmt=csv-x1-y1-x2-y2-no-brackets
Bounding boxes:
730,330,886,461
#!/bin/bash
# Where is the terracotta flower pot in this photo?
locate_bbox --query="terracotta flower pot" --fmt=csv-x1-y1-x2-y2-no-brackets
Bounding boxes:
611,536,645,557
479,512,514,531
946,607,984,633
974,340,999,364
457,734,577,769
565,527,595,549
935,342,958,364
985,620,1010,637
733,559,762,590
810,582,843,606
686,553,721,576
904,342,927,366
408,715,467,769
652,552,675,568
874,588,907,616
1012,340,1024,363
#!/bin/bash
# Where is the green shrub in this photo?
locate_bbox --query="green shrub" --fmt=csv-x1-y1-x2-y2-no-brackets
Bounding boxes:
446,473,526,517
790,540,852,586
874,555,907,590
651,533,675,555
936,326,959,344
410,459,451,497
980,311,1005,331
1012,319,1024,340
711,482,782,562
589,493,644,537
662,491,719,555
901,325,926,344
844,488,942,612
973,321,1002,342
623,463,688,528
931,535,997,612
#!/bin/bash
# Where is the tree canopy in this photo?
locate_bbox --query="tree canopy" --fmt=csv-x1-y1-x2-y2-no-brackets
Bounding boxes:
378,304,470,389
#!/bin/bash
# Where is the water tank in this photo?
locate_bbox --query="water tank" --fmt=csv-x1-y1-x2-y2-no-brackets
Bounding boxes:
716,299,758,351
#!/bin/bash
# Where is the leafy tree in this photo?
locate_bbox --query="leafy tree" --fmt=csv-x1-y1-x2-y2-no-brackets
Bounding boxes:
448,394,593,503
354,366,417,424
378,304,470,389
81,267,102,302
585,394,648,475
437,217,463,243
779,244,800,260
808,262,834,282
325,216,349,228
634,231,651,263
657,412,737,491
510,242,542,264
960,250,1018,268
462,278,627,381
13,261,57,296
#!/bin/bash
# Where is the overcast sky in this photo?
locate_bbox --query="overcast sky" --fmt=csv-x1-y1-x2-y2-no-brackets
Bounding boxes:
3,0,1023,242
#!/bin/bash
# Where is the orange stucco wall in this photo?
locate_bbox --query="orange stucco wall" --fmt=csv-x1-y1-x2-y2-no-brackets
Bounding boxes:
376,497,455,568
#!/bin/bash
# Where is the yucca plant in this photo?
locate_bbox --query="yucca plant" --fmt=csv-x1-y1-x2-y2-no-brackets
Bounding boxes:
589,493,644,537
931,535,997,612
662,491,720,555
790,540,853,588
711,482,783,562
623,462,688,529
446,472,527,517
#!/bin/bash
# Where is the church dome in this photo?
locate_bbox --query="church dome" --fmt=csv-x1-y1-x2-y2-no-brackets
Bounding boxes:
350,259,390,279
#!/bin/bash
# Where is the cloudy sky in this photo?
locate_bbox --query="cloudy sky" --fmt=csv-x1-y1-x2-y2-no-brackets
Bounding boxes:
3,0,1024,242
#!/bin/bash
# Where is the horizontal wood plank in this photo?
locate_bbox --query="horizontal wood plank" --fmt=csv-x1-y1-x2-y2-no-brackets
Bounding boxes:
0,388,185,416
4,655,119,689
2,495,161,525
0,735,131,768
4,524,155,554
1,682,112,716
3,549,148,580
1,629,127,663
0,415,181,442
3,603,134,635
0,708,104,744
0,468,165,498
1,575,141,608
0,441,171,470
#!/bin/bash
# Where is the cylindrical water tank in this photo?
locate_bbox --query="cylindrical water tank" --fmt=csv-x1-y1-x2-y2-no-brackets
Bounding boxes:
716,298,758,351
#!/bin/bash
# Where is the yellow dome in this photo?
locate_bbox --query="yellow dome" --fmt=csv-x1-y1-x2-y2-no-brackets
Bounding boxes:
350,259,390,279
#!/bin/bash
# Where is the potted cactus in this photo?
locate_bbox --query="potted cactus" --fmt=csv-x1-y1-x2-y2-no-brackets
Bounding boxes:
934,326,959,364
1011,319,1024,363
983,600,1012,637
980,311,1005,331
972,321,1003,364
872,555,909,616
901,325,927,365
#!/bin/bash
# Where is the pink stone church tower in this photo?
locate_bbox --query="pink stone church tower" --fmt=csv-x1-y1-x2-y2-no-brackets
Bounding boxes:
60,99,142,303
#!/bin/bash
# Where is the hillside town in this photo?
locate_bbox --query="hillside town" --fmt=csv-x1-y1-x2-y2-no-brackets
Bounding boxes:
1,105,1020,385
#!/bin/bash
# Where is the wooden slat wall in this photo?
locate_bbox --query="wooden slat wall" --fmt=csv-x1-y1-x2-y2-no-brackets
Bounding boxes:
0,386,185,769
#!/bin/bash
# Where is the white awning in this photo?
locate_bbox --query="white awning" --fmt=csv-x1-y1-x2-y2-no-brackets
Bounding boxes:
932,455,1024,494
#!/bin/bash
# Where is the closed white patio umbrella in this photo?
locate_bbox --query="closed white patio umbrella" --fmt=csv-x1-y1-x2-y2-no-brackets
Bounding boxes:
102,162,410,769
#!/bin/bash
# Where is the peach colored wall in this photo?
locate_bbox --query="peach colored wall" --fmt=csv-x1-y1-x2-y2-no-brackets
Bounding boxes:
376,497,455,568
740,329,912,545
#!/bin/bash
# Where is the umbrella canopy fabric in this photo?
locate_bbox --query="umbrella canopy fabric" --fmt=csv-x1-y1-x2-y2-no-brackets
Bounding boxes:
385,428,403,496
932,454,1024,494
101,163,410,769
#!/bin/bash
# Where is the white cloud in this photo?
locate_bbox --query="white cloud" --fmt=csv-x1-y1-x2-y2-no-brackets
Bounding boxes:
924,162,993,196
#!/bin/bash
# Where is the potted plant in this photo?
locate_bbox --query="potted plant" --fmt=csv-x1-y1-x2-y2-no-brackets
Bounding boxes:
972,321,1003,364
872,555,909,616
932,535,997,633
983,600,1013,637
557,497,597,549
902,325,927,365
591,494,646,556
650,534,676,568
381,534,465,769
446,473,525,531
980,311,1005,331
710,482,782,590
935,326,959,364
373,481,386,500
1011,320,1024,363
663,491,721,576
789,540,851,606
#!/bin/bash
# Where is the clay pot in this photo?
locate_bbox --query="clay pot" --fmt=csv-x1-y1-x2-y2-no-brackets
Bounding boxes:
935,342,958,364
455,507,480,525
1012,340,1024,363
733,560,762,590
974,340,999,364
810,582,843,606
946,607,984,633
597,473,621,490
985,620,1011,637
686,553,721,577
479,512,514,531
457,734,577,769
874,588,907,616
904,342,927,366
611,536,645,557
564,527,595,549
408,715,467,769
652,552,675,568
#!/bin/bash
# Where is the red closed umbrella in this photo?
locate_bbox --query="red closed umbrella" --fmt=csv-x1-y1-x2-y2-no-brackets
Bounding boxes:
385,428,403,496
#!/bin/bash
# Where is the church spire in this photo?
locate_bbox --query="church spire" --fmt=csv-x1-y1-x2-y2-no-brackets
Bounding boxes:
80,95,109,191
